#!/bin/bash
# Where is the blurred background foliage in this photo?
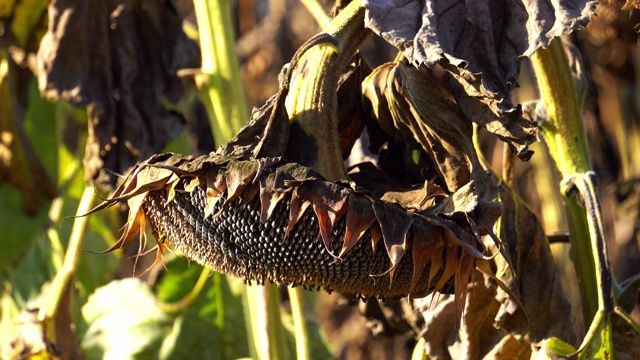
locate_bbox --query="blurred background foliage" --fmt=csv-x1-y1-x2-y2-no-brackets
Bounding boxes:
0,0,639,359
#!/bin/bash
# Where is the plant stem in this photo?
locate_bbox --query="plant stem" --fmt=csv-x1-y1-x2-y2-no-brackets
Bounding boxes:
288,286,310,360
284,0,369,181
266,284,288,360
300,0,330,26
193,0,248,144
245,285,288,360
531,38,598,328
159,267,212,313
37,187,95,342
192,2,272,357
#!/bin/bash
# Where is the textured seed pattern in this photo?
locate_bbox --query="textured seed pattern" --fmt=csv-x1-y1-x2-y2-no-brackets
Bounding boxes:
144,186,440,298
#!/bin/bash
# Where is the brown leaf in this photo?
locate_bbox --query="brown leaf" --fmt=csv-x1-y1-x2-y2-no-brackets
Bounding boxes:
372,201,413,271
203,171,226,218
348,163,447,210
496,184,575,344
339,193,376,258
363,0,594,157
37,0,199,189
432,244,459,294
362,61,489,193
483,335,531,360
224,161,259,204
458,273,505,359
337,54,371,158
612,310,640,359
260,189,286,223
409,222,440,295
307,183,350,257
99,204,147,253
284,185,312,240
220,91,290,160
454,250,476,320
416,273,532,359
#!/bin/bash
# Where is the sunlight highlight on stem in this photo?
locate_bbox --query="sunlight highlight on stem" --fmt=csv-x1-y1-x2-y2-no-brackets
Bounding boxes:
531,37,599,330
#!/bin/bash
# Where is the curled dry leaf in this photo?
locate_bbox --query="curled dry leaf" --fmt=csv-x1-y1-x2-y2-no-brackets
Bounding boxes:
361,59,502,252
408,178,576,358
416,272,532,360
363,0,596,159
37,0,199,189
362,61,477,192
495,184,575,345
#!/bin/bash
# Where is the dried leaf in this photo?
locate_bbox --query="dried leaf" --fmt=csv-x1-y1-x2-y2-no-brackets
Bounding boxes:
363,0,594,157
496,184,575,344
362,61,502,243
224,161,259,204
37,0,199,189
203,171,226,218
372,201,413,271
483,335,531,360
396,61,478,192
458,273,504,359
100,204,147,253
220,92,290,160
284,185,312,240
337,54,372,158
432,245,459,294
307,183,350,257
416,273,533,359
409,222,440,295
339,193,376,258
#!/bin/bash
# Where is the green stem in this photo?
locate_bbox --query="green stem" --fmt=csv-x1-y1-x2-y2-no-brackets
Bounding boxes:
37,187,95,341
300,0,330,26
193,0,248,144
245,285,288,360
284,0,369,181
266,284,288,360
531,38,598,328
288,286,309,360
159,267,212,313
192,2,258,357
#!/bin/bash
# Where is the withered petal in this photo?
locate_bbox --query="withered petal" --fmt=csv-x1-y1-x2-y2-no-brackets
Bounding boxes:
409,222,441,295
372,200,413,269
339,193,376,258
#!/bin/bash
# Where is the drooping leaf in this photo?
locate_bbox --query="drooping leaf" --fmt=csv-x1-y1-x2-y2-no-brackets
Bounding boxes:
415,273,533,359
363,0,595,158
362,60,502,248
307,183,350,257
37,0,199,189
339,193,376,258
409,221,440,295
371,200,413,272
496,183,575,345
